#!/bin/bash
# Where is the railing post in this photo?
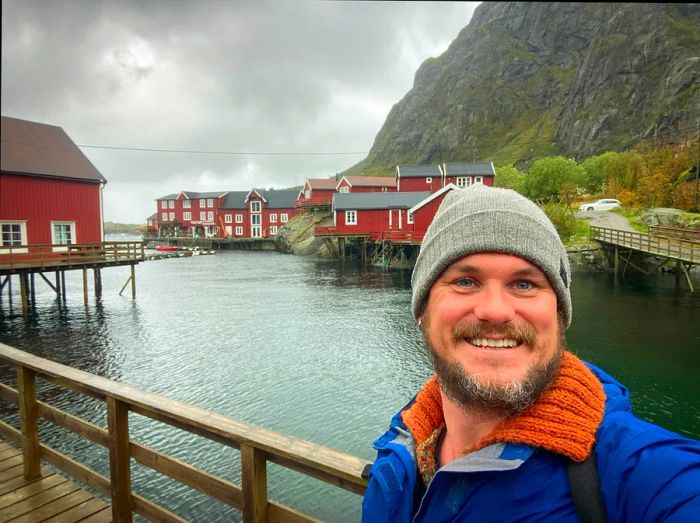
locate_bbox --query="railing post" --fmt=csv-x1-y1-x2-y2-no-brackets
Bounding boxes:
17,366,41,479
241,443,268,523
107,397,133,522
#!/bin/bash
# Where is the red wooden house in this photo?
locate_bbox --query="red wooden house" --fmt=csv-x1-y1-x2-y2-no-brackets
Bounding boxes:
329,191,431,240
335,176,397,194
1,116,106,251
395,164,443,193
294,178,338,209
441,162,496,188
155,191,230,238
219,189,297,238
407,184,458,242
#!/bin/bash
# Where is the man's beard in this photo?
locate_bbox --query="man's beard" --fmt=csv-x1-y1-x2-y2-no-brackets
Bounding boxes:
424,316,565,417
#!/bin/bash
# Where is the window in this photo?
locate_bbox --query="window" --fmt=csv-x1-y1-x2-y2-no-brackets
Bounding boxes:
183,212,192,221
270,213,277,223
161,201,168,209
407,212,414,224
270,226,278,235
1,222,27,252
251,201,261,213
280,213,288,223
251,214,261,225
236,214,243,223
345,210,357,225
207,198,214,207
457,177,470,188
339,186,349,193
304,189,311,199
162,212,168,221
426,177,432,184
200,211,207,220
169,212,175,221
183,200,191,208
199,199,206,208
235,226,243,235
475,176,483,184
225,214,232,223
168,200,175,209
207,211,214,221
51,222,75,252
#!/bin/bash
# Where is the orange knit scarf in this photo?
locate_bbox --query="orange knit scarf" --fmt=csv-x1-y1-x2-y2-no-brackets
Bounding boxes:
402,351,606,464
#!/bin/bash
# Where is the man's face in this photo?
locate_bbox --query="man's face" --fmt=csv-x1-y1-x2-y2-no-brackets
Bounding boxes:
421,253,563,414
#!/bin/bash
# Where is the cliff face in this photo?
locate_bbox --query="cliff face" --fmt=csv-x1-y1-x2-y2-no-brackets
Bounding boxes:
354,2,700,174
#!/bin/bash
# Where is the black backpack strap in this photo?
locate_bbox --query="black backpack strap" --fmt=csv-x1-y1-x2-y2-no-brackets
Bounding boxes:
567,448,608,523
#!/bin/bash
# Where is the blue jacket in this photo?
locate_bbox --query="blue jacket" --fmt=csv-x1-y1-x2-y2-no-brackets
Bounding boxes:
361,364,700,522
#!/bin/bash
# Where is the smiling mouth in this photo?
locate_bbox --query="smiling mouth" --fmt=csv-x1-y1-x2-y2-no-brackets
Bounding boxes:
468,338,519,348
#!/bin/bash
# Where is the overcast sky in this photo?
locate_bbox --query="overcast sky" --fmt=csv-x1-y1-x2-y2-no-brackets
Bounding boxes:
2,0,479,223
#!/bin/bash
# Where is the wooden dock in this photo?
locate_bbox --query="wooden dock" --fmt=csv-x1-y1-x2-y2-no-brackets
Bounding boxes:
0,440,111,522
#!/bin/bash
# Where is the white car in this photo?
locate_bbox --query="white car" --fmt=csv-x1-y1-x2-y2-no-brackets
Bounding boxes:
578,198,621,212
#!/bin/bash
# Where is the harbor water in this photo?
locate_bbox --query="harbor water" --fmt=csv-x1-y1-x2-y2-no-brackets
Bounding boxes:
1,240,699,521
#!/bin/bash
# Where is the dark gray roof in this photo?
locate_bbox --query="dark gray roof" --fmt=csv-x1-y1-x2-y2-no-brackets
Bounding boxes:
333,191,431,210
219,191,250,210
155,193,179,201
181,191,229,199
257,189,298,208
397,164,441,178
443,162,495,176
147,213,157,220
1,116,106,183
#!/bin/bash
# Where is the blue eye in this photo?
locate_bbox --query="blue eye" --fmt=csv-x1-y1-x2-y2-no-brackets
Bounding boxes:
456,278,475,288
513,281,533,291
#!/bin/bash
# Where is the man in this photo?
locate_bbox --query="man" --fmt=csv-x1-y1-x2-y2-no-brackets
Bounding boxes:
362,185,700,522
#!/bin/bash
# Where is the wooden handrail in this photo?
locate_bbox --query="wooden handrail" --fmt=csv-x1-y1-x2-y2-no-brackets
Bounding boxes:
0,342,369,522
0,241,145,268
590,226,699,264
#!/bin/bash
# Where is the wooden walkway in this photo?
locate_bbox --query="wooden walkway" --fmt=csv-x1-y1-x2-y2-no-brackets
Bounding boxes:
590,226,699,264
0,441,110,522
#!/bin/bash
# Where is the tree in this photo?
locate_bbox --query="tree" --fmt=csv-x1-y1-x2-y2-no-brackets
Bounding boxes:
521,156,586,201
494,164,525,192
580,152,618,194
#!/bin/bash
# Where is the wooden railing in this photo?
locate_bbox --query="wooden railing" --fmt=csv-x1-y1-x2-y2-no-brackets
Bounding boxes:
650,224,700,242
0,241,145,268
590,226,699,264
0,343,369,522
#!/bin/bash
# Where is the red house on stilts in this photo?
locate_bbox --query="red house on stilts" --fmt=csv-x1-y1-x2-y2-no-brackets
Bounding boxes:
1,116,106,249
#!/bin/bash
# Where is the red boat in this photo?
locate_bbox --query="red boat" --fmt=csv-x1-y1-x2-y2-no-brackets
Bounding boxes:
154,245,178,252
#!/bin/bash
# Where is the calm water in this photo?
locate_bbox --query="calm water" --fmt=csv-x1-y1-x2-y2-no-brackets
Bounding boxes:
1,239,699,521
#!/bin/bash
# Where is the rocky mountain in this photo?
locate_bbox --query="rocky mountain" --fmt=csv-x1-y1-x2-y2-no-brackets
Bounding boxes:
350,2,700,175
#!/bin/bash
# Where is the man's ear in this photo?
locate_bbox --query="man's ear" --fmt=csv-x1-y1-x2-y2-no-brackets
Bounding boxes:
417,315,424,328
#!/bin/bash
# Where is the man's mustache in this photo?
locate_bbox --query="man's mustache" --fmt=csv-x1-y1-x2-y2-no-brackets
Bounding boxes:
451,321,537,347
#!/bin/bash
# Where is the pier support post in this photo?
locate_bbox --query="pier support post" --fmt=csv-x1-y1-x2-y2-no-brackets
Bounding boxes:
18,367,40,480
82,268,88,307
60,270,67,300
94,268,102,297
338,237,346,260
30,273,36,307
19,272,29,317
675,260,681,288
130,264,136,299
613,247,619,285
55,271,61,298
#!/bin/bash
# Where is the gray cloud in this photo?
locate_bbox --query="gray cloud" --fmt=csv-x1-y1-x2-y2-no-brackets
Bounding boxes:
2,0,479,222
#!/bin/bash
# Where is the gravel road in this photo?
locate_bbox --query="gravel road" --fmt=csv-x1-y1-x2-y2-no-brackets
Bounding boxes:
574,210,637,232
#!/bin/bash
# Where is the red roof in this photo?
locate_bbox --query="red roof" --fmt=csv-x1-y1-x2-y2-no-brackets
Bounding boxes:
306,178,338,190
0,116,106,183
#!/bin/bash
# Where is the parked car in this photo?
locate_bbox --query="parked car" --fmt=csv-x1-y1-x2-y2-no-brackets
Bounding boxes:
578,198,621,212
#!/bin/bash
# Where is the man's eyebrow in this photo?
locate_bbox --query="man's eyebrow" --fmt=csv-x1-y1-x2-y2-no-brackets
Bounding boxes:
443,264,548,279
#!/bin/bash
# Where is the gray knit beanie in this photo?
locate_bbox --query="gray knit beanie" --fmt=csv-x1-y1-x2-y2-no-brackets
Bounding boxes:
411,185,572,327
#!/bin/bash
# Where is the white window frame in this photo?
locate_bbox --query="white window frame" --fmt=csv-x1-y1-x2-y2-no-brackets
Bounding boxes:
225,214,232,223
345,210,357,225
162,212,168,221
236,214,243,223
280,213,288,223
475,176,483,184
199,199,206,208
426,177,432,184
457,177,469,188
183,212,192,221
251,214,261,226
207,198,214,207
169,212,175,221
161,201,168,209
183,199,191,208
304,189,311,199
207,211,214,221
0,221,28,253
339,186,350,194
407,212,414,225
51,221,76,252
200,211,207,221
235,226,243,236
250,201,261,213
269,213,277,223
270,226,278,235
168,200,175,209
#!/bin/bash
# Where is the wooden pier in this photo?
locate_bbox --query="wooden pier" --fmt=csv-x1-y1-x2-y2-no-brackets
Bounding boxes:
0,343,369,522
0,242,145,315
590,226,699,290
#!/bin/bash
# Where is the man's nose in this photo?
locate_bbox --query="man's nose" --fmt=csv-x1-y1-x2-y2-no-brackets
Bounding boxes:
473,286,515,324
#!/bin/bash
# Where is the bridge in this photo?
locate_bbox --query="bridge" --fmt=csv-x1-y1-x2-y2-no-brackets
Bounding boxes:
590,226,699,290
